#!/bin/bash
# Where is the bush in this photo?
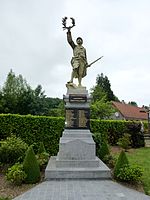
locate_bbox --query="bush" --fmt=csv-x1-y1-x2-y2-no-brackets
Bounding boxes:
23,146,40,184
126,122,145,148
6,163,27,185
103,154,116,168
38,142,46,154
36,152,49,170
98,140,110,161
36,142,49,170
93,133,102,158
114,150,129,178
117,133,131,150
0,135,28,164
117,164,143,183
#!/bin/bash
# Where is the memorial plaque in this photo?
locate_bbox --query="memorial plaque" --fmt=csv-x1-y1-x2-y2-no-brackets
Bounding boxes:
65,108,90,129
69,94,87,103
78,109,89,128
65,109,78,128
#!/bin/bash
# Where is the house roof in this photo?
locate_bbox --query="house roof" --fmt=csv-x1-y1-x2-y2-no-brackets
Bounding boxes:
112,101,147,120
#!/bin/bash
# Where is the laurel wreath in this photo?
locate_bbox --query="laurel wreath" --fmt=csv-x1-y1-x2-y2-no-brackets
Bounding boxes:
62,17,75,30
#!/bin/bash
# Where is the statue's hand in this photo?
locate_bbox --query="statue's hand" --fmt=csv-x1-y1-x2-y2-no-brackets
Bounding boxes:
67,27,71,32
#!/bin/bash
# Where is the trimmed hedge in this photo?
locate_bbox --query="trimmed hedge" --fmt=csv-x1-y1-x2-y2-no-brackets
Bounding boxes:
0,114,146,155
90,119,127,144
0,114,64,155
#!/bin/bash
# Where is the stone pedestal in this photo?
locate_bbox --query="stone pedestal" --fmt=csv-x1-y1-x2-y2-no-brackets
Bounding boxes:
45,87,111,179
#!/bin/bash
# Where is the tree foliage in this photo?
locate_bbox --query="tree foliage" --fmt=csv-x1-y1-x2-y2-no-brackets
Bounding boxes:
0,70,64,116
128,101,138,107
92,73,119,102
90,96,115,119
90,73,118,119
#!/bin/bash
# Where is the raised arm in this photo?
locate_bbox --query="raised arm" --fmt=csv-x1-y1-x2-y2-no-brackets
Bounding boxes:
67,29,76,49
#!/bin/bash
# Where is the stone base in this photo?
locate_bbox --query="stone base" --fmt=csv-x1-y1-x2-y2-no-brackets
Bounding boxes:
45,88,111,180
45,156,111,179
66,86,88,95
56,157,100,168
57,129,96,160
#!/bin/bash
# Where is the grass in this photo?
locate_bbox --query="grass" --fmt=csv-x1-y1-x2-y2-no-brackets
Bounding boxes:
126,147,150,195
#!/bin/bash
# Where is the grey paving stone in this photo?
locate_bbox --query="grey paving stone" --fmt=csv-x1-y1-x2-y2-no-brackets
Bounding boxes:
13,180,150,200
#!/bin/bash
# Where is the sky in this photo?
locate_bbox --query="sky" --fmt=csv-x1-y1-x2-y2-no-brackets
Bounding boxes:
0,0,150,107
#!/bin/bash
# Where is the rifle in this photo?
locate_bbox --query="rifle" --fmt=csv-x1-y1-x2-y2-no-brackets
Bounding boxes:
87,56,103,67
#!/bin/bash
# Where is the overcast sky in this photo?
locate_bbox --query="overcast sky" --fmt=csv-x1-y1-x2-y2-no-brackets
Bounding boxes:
0,0,150,107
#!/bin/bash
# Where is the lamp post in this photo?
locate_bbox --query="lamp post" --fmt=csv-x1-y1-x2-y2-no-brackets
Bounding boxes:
148,105,150,134
140,105,150,134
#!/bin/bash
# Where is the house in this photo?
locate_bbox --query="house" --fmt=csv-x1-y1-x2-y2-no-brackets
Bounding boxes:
112,101,147,121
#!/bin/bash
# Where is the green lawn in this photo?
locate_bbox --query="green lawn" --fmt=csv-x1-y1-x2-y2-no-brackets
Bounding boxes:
125,148,150,195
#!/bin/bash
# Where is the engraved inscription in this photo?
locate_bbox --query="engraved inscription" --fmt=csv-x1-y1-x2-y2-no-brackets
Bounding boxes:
66,109,78,128
78,110,88,127
66,109,74,127
65,108,90,129
69,95,87,103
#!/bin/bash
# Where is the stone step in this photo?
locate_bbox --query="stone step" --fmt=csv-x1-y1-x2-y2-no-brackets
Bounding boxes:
55,157,100,168
45,156,111,180
62,129,93,138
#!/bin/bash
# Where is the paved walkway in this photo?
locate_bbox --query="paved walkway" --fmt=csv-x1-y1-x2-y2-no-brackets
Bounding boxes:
13,179,150,200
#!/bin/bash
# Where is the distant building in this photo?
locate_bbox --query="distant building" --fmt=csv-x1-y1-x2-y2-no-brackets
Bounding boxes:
112,101,147,121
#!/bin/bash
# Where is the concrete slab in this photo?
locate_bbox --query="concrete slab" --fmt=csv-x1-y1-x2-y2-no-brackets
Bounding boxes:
45,156,111,179
13,179,150,200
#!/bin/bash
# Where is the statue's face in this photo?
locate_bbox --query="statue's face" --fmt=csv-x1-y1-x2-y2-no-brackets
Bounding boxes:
76,38,83,45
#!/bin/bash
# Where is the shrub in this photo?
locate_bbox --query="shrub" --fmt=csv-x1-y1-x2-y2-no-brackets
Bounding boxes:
6,163,27,185
98,140,110,161
114,150,129,178
93,133,102,158
38,142,46,154
103,154,116,168
23,146,40,184
36,142,49,170
117,133,131,151
126,122,145,148
117,164,143,183
36,152,49,170
0,135,28,164
0,198,11,200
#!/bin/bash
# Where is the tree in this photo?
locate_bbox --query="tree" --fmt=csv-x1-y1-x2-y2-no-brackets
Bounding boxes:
1,70,30,113
91,96,115,119
44,97,64,117
91,73,119,102
128,101,138,107
0,69,64,116
90,73,117,119
0,70,47,115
